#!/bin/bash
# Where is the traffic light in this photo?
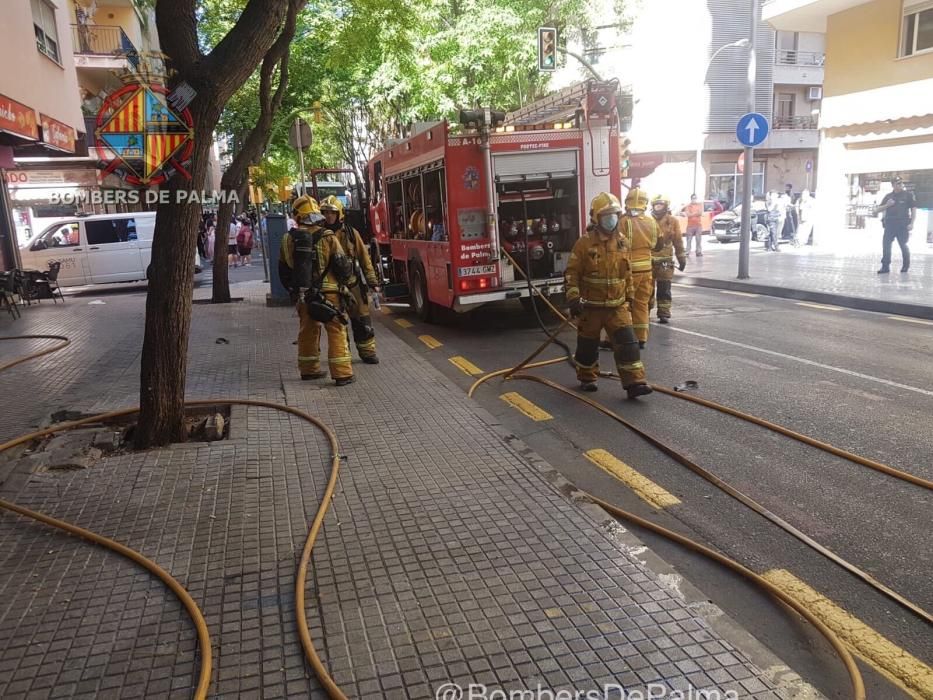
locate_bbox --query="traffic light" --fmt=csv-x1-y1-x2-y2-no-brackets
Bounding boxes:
620,137,632,177
538,27,557,72
458,109,506,129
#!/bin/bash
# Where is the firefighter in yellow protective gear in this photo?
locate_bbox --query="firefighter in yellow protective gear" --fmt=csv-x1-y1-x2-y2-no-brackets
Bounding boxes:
565,192,652,399
650,194,687,324
621,187,659,347
320,195,381,364
278,195,355,386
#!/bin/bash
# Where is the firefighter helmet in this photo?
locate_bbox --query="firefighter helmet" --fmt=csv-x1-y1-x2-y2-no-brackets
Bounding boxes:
292,195,321,224
320,195,345,221
590,192,623,233
625,188,650,211
651,194,670,207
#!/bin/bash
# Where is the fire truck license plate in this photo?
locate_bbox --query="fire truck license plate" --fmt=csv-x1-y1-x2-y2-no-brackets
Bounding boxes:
458,265,497,277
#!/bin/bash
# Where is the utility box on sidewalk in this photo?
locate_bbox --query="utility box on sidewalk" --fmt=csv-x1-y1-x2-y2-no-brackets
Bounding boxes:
265,214,291,306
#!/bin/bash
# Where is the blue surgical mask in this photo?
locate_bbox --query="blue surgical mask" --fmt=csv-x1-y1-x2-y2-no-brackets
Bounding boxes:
599,214,619,232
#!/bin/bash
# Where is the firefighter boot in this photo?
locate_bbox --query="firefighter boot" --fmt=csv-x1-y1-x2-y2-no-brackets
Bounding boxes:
626,383,654,399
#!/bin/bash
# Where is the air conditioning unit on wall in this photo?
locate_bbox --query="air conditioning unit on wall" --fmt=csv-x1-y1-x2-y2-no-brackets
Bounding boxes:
808,86,823,101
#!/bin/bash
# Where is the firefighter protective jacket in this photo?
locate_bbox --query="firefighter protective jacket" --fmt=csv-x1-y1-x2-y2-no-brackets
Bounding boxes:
333,223,379,289
278,225,347,295
565,226,635,308
652,213,686,267
622,215,659,273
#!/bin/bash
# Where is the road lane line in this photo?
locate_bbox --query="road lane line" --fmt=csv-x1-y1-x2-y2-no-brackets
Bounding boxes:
727,355,780,371
449,356,483,376
888,316,933,326
500,392,553,421
584,449,680,509
663,326,933,398
796,302,844,311
394,318,413,329
418,335,442,349
762,570,933,699
720,290,760,298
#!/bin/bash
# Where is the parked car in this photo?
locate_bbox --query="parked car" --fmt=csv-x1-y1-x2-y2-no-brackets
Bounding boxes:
20,212,202,288
711,201,770,243
674,199,721,235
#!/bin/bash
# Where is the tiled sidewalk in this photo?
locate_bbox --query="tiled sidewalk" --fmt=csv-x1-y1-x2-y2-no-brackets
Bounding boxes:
684,228,933,314
1,283,797,698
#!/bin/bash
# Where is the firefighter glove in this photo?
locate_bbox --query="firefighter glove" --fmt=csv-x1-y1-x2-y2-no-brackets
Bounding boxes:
568,297,583,318
679,259,687,272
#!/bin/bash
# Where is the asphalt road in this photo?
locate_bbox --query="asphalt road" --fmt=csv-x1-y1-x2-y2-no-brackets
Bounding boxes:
376,284,933,700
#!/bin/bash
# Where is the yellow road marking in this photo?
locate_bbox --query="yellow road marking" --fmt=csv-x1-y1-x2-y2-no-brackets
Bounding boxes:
449,356,483,376
500,392,553,421
796,301,843,311
762,570,933,699
584,449,681,509
720,290,760,298
888,316,933,326
381,305,392,314
418,334,442,349
394,318,413,328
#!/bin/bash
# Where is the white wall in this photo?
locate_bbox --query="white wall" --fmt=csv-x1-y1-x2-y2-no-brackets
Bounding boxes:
0,0,85,134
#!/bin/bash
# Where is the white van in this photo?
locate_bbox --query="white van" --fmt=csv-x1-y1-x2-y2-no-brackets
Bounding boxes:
19,212,202,287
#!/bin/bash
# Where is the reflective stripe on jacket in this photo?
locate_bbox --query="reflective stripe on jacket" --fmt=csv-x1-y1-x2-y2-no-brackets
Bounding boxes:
622,215,659,273
564,226,634,307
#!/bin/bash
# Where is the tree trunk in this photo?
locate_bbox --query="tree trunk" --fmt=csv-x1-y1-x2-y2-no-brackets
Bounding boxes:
211,202,233,304
135,0,289,449
136,111,216,447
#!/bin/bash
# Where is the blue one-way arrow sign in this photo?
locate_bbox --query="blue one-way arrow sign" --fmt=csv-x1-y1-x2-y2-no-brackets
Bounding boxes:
736,112,769,147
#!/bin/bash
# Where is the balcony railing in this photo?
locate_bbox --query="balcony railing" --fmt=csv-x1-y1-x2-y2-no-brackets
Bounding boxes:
773,115,818,130
776,49,825,66
72,24,138,60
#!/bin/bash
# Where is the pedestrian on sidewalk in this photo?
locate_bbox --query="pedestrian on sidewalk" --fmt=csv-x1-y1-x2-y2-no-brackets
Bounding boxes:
205,222,215,262
279,196,356,386
320,196,381,364
227,217,240,268
876,177,916,274
621,188,658,348
566,192,652,399
797,190,814,246
650,194,686,325
783,183,799,245
766,191,786,252
680,194,704,256
236,216,254,266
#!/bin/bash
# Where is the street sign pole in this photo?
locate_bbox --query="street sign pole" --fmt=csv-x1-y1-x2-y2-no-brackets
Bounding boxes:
738,0,759,280
294,118,307,197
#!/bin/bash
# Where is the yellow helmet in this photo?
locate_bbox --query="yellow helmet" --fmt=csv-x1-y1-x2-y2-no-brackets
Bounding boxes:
651,194,670,207
625,188,649,211
590,192,623,220
320,195,345,221
292,195,321,224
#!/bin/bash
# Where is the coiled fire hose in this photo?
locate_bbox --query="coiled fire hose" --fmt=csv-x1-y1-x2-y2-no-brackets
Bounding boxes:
0,336,346,699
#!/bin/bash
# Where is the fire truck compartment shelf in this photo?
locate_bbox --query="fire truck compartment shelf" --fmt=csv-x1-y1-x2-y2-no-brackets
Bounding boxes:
492,151,577,180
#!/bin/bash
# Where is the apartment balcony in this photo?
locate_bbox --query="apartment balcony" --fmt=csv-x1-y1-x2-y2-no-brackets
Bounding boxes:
769,116,820,148
773,49,825,85
72,25,139,72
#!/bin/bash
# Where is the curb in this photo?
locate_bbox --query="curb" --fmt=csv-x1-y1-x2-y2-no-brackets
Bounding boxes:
680,275,933,319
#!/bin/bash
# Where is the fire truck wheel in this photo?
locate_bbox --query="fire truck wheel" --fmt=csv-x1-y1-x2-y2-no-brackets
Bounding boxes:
409,263,433,322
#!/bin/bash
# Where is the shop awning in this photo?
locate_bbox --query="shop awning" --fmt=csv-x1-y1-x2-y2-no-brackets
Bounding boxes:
40,114,77,153
843,137,933,174
821,78,933,130
0,93,39,142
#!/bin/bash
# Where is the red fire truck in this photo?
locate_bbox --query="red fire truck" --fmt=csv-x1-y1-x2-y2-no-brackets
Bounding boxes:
366,80,623,320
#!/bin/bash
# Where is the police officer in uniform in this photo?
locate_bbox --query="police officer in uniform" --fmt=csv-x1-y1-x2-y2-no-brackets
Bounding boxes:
565,192,652,399
320,195,381,364
650,194,686,324
621,188,658,348
278,195,356,386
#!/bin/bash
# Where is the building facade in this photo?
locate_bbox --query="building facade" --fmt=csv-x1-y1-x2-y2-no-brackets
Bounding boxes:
553,0,824,211
765,0,933,237
0,0,87,269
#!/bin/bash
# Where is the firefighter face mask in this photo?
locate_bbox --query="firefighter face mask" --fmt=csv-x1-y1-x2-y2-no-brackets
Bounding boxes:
597,213,619,233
